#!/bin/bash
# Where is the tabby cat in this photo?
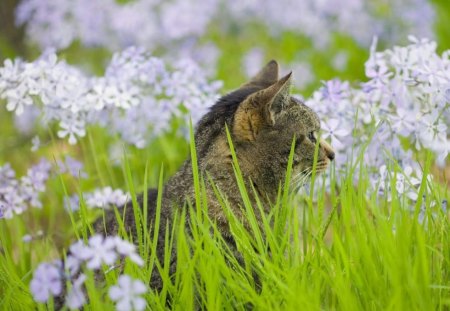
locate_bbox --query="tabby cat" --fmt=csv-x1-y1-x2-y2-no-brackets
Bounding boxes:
93,60,335,289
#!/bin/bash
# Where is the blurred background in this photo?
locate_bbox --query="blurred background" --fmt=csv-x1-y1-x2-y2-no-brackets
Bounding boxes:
2,0,449,91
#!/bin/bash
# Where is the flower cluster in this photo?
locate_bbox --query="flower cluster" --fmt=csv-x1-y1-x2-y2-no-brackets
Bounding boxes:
30,235,146,310
15,0,217,51
373,165,431,202
0,156,89,219
305,37,450,175
16,0,434,53
0,159,51,219
0,47,222,147
64,187,129,212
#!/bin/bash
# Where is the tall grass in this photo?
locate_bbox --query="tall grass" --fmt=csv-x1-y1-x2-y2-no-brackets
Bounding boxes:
0,127,449,311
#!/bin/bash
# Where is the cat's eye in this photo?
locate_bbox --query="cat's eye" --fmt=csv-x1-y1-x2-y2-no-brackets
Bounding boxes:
308,131,317,143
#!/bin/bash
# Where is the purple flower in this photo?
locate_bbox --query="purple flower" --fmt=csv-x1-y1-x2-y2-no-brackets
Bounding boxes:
30,235,145,307
1,190,26,218
85,235,118,269
68,235,144,270
114,237,144,266
64,156,88,178
242,48,264,78
65,186,128,212
64,195,80,212
22,230,44,243
417,112,447,148
31,136,40,152
109,275,147,311
321,80,349,103
65,255,82,277
321,119,351,150
0,160,52,218
388,107,417,136
65,274,87,310
15,0,435,53
30,261,63,303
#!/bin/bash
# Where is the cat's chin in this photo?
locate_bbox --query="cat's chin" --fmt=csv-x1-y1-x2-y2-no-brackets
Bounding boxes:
315,160,330,174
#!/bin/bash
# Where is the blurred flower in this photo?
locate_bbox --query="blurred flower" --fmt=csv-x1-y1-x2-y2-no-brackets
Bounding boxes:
14,106,40,134
65,255,82,278
30,261,63,303
242,48,265,78
64,195,80,212
15,0,435,54
109,275,147,311
332,51,349,71
82,235,118,270
67,235,144,270
31,136,40,152
22,230,44,243
321,119,351,150
417,112,447,147
321,80,349,103
114,237,144,266
388,107,417,136
64,156,88,178
64,187,128,212
65,274,87,310
290,62,314,89
85,187,129,209
0,190,26,218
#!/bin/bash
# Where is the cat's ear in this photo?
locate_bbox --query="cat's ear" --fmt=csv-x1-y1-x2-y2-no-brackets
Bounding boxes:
264,72,292,123
233,72,292,142
242,60,279,88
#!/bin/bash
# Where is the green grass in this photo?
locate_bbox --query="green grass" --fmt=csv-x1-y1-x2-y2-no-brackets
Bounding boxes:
0,125,449,311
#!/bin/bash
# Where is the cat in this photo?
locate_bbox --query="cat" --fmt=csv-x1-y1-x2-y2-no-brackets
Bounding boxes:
92,59,335,290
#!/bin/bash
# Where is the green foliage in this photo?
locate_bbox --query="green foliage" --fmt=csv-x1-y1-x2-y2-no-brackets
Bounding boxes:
1,125,449,310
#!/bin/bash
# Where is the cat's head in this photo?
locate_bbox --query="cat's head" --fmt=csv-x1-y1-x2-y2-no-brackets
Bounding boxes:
196,60,334,192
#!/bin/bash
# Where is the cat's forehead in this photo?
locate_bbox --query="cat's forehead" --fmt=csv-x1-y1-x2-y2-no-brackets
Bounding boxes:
288,97,321,130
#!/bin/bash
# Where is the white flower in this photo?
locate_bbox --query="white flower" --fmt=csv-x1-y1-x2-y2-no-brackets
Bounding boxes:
57,116,86,145
86,81,118,110
114,237,144,266
417,112,447,147
69,235,117,269
65,274,87,310
109,275,147,311
5,86,34,115
84,235,118,269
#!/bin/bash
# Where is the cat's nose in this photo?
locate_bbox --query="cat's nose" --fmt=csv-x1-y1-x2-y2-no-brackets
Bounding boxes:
327,150,335,161
320,139,335,161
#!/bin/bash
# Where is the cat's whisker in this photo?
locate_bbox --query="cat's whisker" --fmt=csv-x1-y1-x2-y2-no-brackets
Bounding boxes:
291,169,313,190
